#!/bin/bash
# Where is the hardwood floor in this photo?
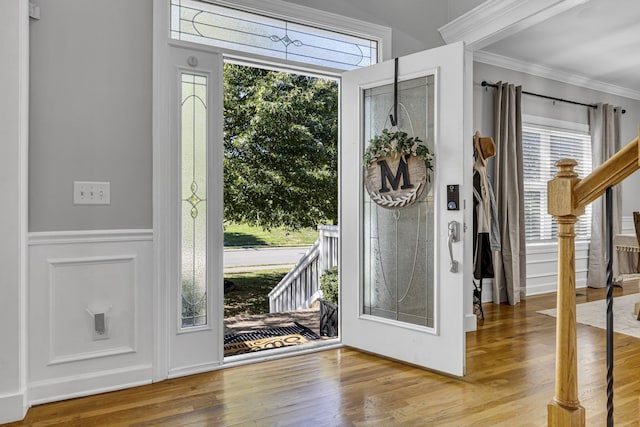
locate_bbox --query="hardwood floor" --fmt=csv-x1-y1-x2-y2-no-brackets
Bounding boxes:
7,283,640,426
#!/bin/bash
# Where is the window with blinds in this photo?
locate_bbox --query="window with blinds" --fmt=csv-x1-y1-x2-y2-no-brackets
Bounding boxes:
522,122,592,242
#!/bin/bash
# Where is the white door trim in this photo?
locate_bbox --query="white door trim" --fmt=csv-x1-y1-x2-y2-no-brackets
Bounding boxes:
154,3,226,378
152,0,172,381
0,0,30,422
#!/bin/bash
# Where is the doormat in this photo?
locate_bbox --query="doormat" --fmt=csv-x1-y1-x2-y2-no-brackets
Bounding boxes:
224,322,320,356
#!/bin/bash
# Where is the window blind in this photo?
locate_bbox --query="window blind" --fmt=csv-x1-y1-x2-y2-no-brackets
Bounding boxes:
522,123,592,242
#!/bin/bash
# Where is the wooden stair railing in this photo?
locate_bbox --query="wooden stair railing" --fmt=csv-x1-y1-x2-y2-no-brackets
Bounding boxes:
547,130,640,426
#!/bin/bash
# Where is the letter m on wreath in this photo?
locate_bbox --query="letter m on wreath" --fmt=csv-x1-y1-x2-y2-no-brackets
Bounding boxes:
377,155,414,193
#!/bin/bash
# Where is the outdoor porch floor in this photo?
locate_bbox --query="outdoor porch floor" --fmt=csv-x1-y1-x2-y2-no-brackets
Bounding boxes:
224,305,322,336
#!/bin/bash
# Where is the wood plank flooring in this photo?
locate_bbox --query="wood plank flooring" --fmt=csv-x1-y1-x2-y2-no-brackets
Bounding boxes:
7,283,640,426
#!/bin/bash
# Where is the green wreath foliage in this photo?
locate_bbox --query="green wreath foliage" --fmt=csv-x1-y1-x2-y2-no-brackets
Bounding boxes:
363,128,434,173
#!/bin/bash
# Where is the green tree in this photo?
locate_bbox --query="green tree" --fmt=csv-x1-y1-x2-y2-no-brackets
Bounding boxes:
223,64,338,230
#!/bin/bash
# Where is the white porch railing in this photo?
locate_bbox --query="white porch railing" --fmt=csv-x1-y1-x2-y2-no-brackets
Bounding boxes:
268,225,338,313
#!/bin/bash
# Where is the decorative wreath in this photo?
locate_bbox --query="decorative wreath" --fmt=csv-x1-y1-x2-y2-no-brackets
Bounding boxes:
369,182,423,208
363,128,434,176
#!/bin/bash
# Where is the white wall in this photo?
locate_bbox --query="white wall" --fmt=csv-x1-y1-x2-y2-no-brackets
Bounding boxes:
447,0,486,21
283,0,450,57
29,0,153,232
0,0,29,422
473,60,640,299
22,0,156,413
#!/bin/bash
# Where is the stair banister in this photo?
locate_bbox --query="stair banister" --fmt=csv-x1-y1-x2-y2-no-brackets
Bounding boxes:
547,130,640,426
573,135,640,208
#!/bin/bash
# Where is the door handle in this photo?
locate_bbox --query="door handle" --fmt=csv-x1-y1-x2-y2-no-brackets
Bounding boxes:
448,221,459,273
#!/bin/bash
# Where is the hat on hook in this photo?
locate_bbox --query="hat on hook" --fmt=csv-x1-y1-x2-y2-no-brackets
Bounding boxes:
474,131,496,164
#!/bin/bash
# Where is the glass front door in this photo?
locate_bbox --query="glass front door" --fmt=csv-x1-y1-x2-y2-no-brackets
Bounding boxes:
362,76,435,328
341,42,471,376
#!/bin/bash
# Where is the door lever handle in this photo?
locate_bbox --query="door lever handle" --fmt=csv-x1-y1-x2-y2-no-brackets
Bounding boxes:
448,221,459,273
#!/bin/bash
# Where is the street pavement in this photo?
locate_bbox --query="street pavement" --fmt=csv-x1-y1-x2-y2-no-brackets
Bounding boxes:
223,246,310,271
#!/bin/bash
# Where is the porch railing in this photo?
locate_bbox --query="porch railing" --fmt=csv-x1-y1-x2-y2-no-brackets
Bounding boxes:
268,225,338,313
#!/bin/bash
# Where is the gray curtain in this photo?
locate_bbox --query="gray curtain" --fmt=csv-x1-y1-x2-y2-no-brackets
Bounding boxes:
493,82,526,305
587,104,622,288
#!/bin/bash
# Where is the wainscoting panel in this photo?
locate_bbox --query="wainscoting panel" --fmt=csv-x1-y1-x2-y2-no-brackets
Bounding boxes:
482,216,636,303
525,241,589,296
622,215,635,234
481,241,589,304
48,255,137,364
28,230,153,404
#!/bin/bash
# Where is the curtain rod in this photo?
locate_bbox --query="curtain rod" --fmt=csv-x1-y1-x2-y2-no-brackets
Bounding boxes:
480,81,626,114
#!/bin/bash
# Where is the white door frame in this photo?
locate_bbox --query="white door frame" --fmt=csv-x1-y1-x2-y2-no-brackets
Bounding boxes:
0,0,29,422
154,0,227,377
152,0,397,380
153,0,497,381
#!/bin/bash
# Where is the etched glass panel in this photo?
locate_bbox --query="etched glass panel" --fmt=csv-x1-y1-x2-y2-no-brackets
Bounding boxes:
170,0,377,70
181,72,208,328
363,76,435,328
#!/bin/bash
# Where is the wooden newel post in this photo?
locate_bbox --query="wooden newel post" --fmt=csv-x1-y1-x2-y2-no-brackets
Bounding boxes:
547,159,586,426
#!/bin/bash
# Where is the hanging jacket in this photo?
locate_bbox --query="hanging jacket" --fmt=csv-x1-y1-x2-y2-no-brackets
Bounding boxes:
473,155,501,251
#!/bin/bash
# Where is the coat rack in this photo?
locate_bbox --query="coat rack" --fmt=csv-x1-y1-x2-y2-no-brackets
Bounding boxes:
472,131,497,320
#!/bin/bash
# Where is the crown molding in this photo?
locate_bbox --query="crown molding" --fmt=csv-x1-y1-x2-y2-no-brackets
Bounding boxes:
474,50,640,101
439,0,589,50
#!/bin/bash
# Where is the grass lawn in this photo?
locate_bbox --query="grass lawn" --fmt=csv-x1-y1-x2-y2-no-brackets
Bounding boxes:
224,222,319,247
224,268,289,317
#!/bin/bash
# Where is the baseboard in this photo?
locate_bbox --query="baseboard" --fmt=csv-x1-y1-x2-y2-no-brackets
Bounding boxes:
478,277,588,300
477,279,494,302
526,282,560,296
465,314,477,332
526,278,587,296
168,361,223,379
0,391,28,424
28,364,152,405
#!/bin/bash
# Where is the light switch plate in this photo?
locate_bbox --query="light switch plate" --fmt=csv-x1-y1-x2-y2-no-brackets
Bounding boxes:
73,181,110,205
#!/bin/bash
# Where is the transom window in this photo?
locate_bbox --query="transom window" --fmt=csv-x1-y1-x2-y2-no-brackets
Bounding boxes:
170,0,379,70
523,119,592,242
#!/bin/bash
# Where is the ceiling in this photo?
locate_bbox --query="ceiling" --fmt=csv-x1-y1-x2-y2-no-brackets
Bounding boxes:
479,0,640,95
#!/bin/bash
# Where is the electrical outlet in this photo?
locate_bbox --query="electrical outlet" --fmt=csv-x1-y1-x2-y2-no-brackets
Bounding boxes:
93,312,109,340
74,181,110,205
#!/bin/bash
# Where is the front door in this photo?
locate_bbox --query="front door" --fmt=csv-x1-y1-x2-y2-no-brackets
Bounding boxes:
340,42,470,376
